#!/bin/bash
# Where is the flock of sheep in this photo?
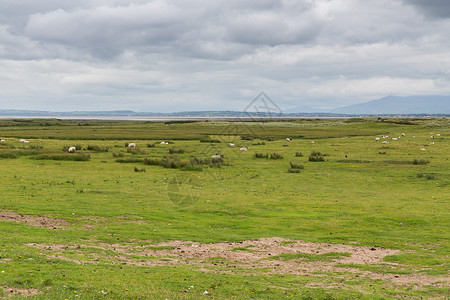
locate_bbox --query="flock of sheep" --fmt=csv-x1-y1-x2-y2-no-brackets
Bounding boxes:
374,132,442,149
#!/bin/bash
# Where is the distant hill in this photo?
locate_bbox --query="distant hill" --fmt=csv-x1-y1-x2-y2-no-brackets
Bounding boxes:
330,95,450,114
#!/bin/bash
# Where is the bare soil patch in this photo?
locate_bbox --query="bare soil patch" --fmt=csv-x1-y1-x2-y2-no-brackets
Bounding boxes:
1,286,41,298
26,237,449,290
0,210,71,230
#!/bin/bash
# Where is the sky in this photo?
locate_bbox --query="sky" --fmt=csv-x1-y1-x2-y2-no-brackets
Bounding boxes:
0,0,449,113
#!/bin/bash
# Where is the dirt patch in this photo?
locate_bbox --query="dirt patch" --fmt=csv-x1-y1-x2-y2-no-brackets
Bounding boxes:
1,286,41,297
0,210,71,230
26,237,449,290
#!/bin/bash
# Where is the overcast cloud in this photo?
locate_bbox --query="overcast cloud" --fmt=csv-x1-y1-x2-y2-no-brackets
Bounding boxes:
0,0,449,112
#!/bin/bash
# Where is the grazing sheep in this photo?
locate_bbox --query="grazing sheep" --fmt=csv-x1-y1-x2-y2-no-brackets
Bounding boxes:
431,136,434,139
382,141,389,144
68,146,76,153
392,137,397,141
212,154,223,160
437,133,441,137
412,136,415,138
286,138,291,142
18,139,28,143
0,139,5,143
431,142,435,145
239,147,248,151
160,141,169,145
401,133,405,137
127,143,136,148
229,143,235,147
420,148,426,151
375,137,380,141
311,141,315,144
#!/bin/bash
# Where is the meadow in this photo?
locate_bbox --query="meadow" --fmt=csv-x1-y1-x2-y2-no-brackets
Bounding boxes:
0,117,448,299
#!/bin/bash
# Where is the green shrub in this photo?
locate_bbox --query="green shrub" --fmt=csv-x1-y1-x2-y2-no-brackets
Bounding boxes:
240,136,253,141
160,157,188,169
309,151,325,162
295,152,303,157
190,157,211,165
0,152,17,159
288,169,300,173
146,143,156,148
417,173,437,180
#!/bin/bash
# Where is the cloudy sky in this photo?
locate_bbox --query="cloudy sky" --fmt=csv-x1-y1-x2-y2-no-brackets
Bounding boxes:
0,0,449,112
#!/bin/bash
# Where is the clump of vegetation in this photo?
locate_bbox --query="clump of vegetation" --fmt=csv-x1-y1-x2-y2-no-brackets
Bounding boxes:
289,162,304,169
379,151,387,155
134,167,146,172
112,151,124,157
240,136,253,141
252,142,266,146
160,156,188,169
288,169,300,173
168,147,185,154
146,143,156,148
87,145,109,152
190,157,211,165
413,158,430,165
254,152,268,159
270,153,284,159
34,153,90,161
295,152,303,157
142,158,161,166
0,152,17,159
116,158,143,163
127,147,147,154
309,151,325,162
211,156,224,164
200,139,221,143
270,252,351,262
417,173,437,180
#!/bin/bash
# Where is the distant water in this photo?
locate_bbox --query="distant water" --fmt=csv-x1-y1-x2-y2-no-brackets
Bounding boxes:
0,115,350,121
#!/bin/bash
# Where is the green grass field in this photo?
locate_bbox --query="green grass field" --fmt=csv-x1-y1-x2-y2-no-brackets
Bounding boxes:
0,117,448,299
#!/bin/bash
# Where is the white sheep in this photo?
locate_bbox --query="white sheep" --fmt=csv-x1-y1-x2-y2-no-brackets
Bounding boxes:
382,141,389,144
239,147,248,151
127,143,136,148
375,137,380,141
286,138,291,142
392,137,397,141
68,146,76,153
229,143,235,147
437,133,441,137
0,139,5,143
311,141,315,144
160,141,169,145
401,133,405,137
211,154,223,160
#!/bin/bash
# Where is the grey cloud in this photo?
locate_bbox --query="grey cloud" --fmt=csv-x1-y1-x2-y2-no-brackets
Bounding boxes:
403,0,450,18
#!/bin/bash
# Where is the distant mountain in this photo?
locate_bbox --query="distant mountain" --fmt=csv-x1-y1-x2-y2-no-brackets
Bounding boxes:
330,95,450,114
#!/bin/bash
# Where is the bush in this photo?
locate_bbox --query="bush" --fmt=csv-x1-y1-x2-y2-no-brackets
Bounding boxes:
270,153,284,159
289,162,304,169
240,136,253,141
295,152,303,157
288,169,301,173
112,151,125,157
168,147,185,154
160,157,188,169
147,143,156,148
413,158,430,165
254,152,268,159
134,167,146,172
378,151,386,155
252,142,266,146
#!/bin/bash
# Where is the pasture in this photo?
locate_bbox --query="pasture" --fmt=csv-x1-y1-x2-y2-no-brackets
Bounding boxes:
0,117,448,299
